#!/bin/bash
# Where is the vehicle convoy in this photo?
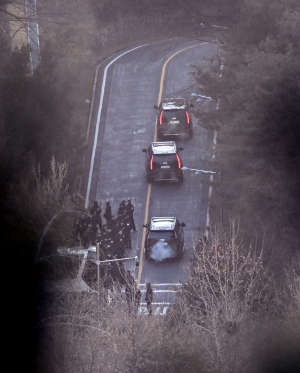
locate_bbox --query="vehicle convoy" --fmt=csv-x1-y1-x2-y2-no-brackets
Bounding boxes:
143,217,186,261
142,141,184,183
154,97,194,139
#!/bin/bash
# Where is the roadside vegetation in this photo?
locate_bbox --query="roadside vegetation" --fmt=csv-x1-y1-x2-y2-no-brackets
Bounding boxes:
1,0,300,372
193,0,300,261
39,221,300,373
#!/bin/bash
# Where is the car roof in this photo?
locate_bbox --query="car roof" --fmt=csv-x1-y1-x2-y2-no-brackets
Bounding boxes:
150,217,177,230
161,98,187,110
151,141,177,154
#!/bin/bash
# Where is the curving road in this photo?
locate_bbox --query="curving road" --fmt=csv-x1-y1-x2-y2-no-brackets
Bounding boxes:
82,37,220,314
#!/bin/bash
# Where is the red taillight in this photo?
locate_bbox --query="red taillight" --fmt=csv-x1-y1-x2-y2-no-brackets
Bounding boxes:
150,155,154,170
185,111,190,124
176,154,182,169
159,111,163,125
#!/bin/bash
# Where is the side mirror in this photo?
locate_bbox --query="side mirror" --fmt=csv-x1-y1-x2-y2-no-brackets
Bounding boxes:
181,222,186,227
178,147,184,151
153,105,159,110
142,224,148,228
190,103,194,108
142,148,146,152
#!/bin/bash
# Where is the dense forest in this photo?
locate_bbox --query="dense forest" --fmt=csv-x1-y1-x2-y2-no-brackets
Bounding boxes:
1,0,299,372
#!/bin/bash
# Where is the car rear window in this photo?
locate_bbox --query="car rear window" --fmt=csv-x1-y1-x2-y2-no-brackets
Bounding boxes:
162,109,186,119
153,154,177,168
148,230,176,240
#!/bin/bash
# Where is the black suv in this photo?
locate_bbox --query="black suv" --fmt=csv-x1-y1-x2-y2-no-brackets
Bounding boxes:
143,217,186,261
154,98,194,139
142,141,184,183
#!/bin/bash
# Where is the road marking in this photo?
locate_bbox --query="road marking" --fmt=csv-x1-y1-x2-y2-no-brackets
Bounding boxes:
140,302,172,305
121,282,182,294
137,43,209,286
139,283,182,286
141,289,177,293
121,289,176,293
138,306,169,316
85,43,149,209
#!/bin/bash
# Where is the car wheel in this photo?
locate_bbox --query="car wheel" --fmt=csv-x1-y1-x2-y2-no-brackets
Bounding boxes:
178,174,183,183
146,175,153,183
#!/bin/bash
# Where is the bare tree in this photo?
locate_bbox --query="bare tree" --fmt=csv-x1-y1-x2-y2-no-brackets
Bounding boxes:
40,278,161,373
1,1,30,41
284,253,300,315
167,219,272,373
39,288,111,373
42,280,206,373
21,156,82,262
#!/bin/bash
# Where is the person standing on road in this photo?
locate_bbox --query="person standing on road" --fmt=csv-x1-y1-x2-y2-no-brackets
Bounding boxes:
117,200,126,217
123,215,133,250
145,283,153,316
125,200,136,232
91,209,103,243
104,201,112,223
134,287,141,313
90,201,101,216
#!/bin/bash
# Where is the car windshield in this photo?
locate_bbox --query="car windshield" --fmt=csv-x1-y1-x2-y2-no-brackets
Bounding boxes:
148,230,176,240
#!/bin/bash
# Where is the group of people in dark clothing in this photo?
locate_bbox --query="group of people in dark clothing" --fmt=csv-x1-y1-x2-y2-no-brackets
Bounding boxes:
73,199,136,259
73,199,153,315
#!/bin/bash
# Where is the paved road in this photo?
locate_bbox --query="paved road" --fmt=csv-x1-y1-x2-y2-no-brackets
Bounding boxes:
82,37,220,313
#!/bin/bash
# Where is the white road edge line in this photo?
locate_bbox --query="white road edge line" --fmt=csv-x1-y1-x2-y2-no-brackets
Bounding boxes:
121,290,177,293
85,43,149,208
140,302,172,305
139,283,182,286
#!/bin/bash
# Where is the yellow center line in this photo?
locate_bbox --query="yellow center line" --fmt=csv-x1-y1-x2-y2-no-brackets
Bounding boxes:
137,43,206,286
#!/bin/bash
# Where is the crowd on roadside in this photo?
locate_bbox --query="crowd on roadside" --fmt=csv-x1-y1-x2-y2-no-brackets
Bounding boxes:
72,199,154,315
73,199,136,258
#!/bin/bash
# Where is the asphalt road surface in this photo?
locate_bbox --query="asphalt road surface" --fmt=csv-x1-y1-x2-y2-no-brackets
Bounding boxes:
82,37,220,313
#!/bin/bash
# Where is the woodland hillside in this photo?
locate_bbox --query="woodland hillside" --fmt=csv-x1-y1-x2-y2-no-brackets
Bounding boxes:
1,1,299,372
